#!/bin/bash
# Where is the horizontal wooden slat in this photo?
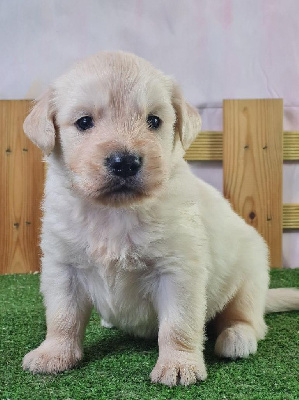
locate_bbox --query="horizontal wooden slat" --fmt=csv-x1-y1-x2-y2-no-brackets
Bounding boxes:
283,204,299,229
184,131,299,161
283,131,299,160
184,131,223,160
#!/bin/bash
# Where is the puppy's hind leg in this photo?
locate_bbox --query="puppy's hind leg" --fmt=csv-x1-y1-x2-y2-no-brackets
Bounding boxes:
214,272,268,359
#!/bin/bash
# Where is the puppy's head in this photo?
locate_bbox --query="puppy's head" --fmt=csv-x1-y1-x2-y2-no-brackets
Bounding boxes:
24,52,201,207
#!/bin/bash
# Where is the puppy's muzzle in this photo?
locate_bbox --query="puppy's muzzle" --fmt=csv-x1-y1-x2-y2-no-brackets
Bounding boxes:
105,152,143,179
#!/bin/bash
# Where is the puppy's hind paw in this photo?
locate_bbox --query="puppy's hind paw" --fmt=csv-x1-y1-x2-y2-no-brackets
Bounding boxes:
101,319,114,329
215,323,257,359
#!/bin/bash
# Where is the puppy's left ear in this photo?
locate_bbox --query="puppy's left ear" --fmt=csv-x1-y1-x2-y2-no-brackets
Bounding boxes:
172,84,202,150
23,90,56,156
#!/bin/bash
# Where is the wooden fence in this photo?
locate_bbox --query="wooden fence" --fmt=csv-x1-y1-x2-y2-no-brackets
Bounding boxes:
1,101,44,274
1,99,298,273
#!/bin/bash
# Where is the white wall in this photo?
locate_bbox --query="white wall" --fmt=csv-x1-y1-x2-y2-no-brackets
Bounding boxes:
1,0,298,267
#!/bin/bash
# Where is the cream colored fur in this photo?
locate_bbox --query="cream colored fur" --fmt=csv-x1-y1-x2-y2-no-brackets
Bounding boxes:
22,51,299,386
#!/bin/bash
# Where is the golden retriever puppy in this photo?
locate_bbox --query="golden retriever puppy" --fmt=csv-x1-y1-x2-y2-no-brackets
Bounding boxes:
22,52,299,386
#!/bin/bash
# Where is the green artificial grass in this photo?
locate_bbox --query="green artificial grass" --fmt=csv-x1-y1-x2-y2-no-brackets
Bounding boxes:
0,270,298,400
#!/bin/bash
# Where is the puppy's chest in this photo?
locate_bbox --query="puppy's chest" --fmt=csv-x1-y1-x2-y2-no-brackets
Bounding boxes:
77,210,160,336
83,209,157,270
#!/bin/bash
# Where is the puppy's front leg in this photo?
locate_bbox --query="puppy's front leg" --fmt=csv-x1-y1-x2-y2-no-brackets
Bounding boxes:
23,265,92,374
151,269,207,386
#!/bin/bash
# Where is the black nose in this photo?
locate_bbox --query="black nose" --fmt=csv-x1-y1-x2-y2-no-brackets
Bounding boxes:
105,152,143,178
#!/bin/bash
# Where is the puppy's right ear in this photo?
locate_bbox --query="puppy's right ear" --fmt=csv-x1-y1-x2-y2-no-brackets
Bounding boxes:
23,90,55,155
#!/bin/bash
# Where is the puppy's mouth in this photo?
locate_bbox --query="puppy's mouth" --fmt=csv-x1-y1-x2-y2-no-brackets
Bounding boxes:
104,178,142,195
95,176,147,206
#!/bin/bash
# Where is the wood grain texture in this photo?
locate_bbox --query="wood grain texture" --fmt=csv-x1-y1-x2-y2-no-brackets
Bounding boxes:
223,99,283,268
184,131,223,160
184,131,299,161
283,131,299,160
185,132,299,229
283,204,299,229
0,100,44,274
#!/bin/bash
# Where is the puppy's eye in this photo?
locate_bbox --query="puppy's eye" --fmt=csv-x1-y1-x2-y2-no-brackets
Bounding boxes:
75,116,94,131
147,114,162,130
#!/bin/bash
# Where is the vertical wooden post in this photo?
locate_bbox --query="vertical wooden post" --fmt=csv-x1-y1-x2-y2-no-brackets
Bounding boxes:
0,100,44,274
223,99,283,268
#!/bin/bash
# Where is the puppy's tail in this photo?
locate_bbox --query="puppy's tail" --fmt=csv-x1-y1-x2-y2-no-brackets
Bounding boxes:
265,288,299,313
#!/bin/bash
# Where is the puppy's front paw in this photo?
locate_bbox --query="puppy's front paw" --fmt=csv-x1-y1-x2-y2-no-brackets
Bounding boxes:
23,339,82,374
150,352,207,386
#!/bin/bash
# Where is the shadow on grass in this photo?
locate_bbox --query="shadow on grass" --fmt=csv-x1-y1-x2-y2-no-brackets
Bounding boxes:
82,330,158,364
79,324,228,373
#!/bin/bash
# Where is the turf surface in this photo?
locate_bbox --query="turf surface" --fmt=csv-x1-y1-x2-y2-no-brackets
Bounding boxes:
0,270,298,400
